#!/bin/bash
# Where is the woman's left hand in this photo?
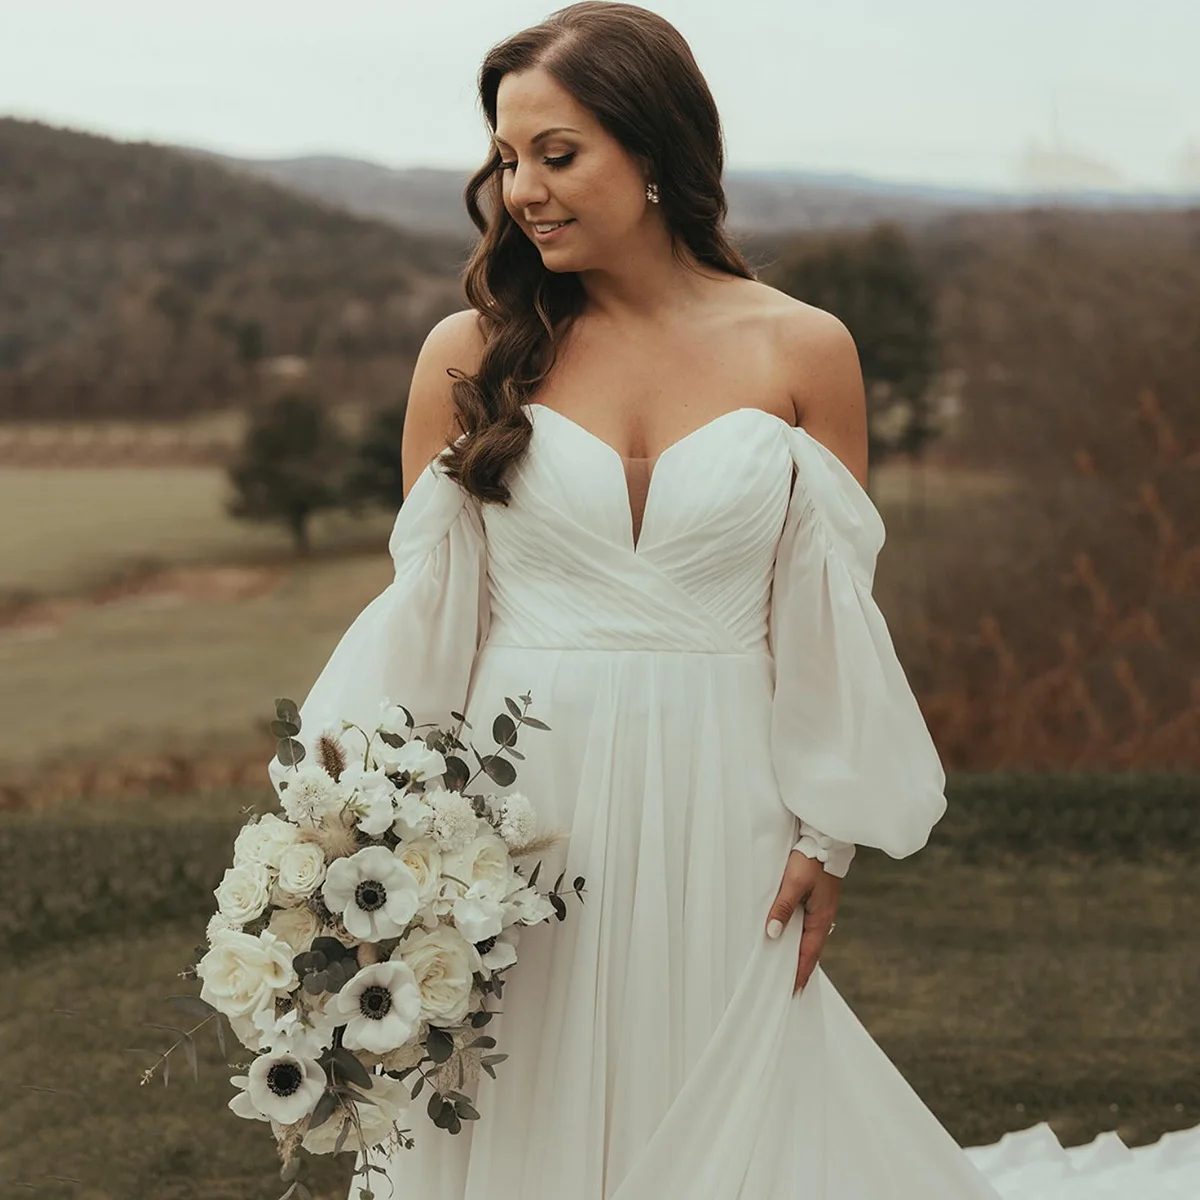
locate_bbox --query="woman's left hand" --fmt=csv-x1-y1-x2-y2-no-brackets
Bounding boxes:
764,851,843,995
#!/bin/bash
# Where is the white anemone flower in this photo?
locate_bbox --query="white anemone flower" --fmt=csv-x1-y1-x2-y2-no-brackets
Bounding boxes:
251,1001,339,1059
322,845,421,941
229,1051,326,1125
331,959,423,1054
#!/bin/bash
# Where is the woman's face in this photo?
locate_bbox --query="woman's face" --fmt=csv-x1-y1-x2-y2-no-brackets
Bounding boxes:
493,67,654,272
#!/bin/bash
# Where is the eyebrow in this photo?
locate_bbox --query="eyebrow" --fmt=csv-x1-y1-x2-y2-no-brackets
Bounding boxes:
492,125,581,149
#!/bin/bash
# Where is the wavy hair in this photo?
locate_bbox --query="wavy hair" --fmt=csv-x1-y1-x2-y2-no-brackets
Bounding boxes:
440,1,758,503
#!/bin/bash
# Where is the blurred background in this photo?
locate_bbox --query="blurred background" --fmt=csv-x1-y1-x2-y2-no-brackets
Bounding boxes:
1,1,1197,1197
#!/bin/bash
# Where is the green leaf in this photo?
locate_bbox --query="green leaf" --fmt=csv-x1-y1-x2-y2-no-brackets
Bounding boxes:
271,718,301,738
550,894,567,921
520,715,550,731
573,876,586,892
276,737,306,768
480,1053,509,1067
164,995,216,1021
504,696,521,718
454,1097,481,1120
276,697,301,726
333,1117,353,1155
443,755,470,791
308,1087,338,1130
280,1154,302,1183
330,1046,373,1090
425,1026,455,1063
378,730,406,749
492,714,516,747
214,1013,227,1058
182,1033,198,1082
480,755,516,788
528,861,541,888
467,1035,496,1049
410,1074,424,1100
427,1090,443,1121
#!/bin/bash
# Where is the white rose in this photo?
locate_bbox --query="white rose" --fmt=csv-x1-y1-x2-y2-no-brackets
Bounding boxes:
206,911,241,945
197,929,297,1019
274,842,327,901
214,862,272,924
394,925,478,1026
233,812,302,871
268,903,323,954
443,832,517,904
394,837,443,910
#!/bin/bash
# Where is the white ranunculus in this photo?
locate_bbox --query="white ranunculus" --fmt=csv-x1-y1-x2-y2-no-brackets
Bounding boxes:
496,791,539,848
504,885,557,926
301,1074,410,1155
394,792,435,839
322,845,421,941
233,812,303,871
214,862,272,925
443,831,516,904
331,959,422,1054
279,763,344,828
267,902,323,955
426,787,480,853
233,1050,326,1125
197,928,298,1020
274,842,327,901
452,882,506,943
394,925,477,1025
394,837,443,910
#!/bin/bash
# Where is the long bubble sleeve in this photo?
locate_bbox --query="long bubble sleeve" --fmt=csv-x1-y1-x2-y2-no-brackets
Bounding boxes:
268,449,489,797
766,424,947,867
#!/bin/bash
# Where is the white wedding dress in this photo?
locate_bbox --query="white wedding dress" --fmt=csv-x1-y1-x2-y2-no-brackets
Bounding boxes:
285,401,1200,1198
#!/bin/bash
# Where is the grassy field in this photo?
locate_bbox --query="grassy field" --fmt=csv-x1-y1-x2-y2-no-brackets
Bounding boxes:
1,791,1194,1198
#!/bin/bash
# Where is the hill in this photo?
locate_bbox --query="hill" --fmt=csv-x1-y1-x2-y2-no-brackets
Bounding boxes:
0,117,468,419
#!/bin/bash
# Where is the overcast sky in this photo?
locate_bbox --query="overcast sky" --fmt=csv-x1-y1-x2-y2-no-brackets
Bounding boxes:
1,0,1196,192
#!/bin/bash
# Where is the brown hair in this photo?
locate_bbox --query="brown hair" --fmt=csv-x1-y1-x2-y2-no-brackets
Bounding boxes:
440,1,758,504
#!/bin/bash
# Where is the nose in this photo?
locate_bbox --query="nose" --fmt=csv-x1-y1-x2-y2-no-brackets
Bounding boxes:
505,161,550,215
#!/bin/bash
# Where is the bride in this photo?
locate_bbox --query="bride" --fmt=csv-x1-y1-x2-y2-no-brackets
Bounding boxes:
275,4,1184,1197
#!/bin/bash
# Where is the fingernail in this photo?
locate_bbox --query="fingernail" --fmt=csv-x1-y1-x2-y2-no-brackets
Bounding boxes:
766,919,783,939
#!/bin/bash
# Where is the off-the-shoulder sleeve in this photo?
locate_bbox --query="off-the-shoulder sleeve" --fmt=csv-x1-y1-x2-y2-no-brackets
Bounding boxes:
766,424,947,875
269,448,489,796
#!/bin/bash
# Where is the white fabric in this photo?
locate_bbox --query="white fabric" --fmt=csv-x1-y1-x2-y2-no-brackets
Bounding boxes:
273,401,1187,1198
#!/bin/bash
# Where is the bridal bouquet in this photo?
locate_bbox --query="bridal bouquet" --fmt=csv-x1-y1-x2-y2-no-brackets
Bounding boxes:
141,692,584,1200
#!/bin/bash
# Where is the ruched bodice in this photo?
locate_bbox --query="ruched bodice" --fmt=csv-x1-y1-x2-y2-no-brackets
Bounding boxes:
482,403,795,653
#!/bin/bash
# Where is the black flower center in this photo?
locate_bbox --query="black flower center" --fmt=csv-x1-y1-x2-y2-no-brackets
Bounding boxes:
267,1060,302,1097
355,879,386,911
475,936,498,954
359,983,393,1020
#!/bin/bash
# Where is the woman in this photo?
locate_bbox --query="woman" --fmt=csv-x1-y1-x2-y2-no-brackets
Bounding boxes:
285,5,1003,1196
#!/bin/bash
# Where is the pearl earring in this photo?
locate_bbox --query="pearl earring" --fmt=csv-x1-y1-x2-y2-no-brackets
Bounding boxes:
645,182,660,204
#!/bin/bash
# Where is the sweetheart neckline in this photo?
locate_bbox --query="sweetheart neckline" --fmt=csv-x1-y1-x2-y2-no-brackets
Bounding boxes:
526,402,794,554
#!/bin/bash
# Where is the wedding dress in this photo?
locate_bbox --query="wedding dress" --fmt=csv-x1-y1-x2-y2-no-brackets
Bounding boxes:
282,400,1199,1198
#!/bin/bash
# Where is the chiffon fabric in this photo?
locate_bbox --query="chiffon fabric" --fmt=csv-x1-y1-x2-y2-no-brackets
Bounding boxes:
274,401,1187,1197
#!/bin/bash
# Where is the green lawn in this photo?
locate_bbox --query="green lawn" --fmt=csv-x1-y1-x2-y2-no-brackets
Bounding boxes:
2,791,1194,1198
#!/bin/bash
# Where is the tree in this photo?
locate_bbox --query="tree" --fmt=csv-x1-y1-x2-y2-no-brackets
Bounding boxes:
226,392,350,554
769,221,941,463
343,402,408,515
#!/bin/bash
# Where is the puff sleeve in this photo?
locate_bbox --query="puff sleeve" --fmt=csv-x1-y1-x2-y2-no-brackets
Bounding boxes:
766,424,947,875
269,447,489,797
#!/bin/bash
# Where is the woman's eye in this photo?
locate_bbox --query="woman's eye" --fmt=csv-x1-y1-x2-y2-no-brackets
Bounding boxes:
499,153,575,172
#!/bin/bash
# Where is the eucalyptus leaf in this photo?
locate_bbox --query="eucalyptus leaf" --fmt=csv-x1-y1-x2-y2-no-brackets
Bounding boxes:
504,696,521,718
182,1033,198,1083
330,1046,373,1089
275,697,301,726
333,1117,353,1155
271,719,301,738
425,1026,455,1063
528,861,541,888
454,1098,481,1120
443,755,470,791
480,755,516,787
520,715,550,731
276,737,306,768
308,1087,338,1130
280,1155,302,1184
164,995,215,1022
492,714,516,747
